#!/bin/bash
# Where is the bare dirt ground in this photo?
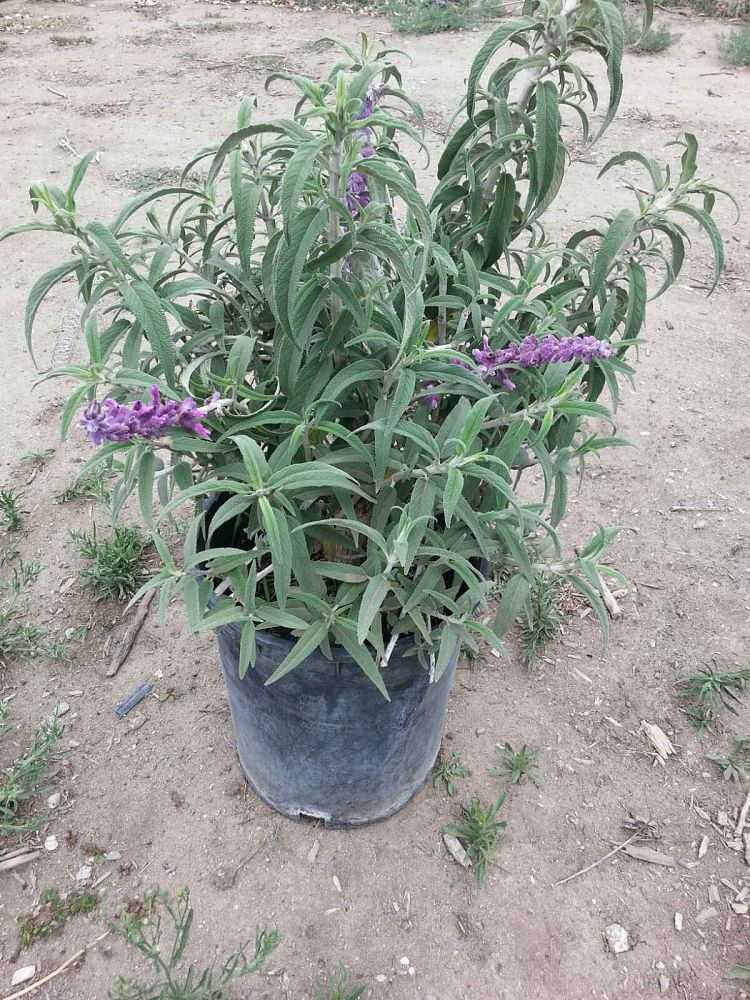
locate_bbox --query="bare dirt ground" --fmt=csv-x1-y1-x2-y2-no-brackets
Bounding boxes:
1,1,750,998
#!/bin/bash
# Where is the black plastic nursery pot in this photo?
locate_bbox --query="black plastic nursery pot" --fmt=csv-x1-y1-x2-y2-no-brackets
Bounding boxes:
215,622,460,827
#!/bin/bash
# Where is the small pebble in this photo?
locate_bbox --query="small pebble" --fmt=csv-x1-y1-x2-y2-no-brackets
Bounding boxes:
399,956,409,966
11,966,36,987
76,864,93,882
604,923,629,954
674,912,683,931
44,835,59,852
659,974,670,994
375,974,387,983
47,792,61,810
47,702,70,724
104,850,121,862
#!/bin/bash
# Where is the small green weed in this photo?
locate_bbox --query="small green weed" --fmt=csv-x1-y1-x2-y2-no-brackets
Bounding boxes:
315,964,368,1000
0,489,23,532
444,793,506,884
707,737,750,782
623,15,674,52
492,742,543,786
1,706,63,837
0,559,56,661
20,448,55,465
51,35,94,46
70,524,149,601
57,467,113,504
720,26,750,65
108,887,278,1000
433,750,468,797
387,0,502,34
173,20,236,33
676,664,750,734
18,888,99,949
519,572,562,663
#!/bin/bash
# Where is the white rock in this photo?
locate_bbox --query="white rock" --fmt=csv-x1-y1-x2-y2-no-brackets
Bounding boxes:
604,923,629,954
47,792,61,809
674,912,683,931
399,957,410,966
11,966,36,987
47,702,70,725
104,850,121,862
76,864,93,881
44,835,59,852
659,973,670,993
375,974,387,983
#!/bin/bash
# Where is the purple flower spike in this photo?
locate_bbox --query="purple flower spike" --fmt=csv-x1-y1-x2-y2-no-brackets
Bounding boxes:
344,170,372,220
464,333,612,390
80,385,220,447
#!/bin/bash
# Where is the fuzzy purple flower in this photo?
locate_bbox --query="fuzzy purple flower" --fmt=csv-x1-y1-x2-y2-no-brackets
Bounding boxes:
469,333,612,390
342,84,387,221
80,385,220,447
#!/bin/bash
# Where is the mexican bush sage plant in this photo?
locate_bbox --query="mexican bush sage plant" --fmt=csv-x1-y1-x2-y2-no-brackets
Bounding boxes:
3,0,732,696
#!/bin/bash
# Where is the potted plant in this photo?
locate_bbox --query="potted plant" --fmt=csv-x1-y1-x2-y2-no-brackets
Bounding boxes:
4,0,730,826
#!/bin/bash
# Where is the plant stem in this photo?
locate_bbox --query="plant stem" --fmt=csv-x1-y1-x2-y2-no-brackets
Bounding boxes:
328,138,344,324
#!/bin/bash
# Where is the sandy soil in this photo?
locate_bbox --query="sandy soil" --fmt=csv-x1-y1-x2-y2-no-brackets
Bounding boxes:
1,1,750,998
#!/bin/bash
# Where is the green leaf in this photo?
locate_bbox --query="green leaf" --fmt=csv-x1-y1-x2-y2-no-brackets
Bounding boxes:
533,81,560,208
66,150,97,209
279,138,328,237
85,221,134,275
229,150,259,277
231,435,268,488
551,470,568,527
259,498,292,609
333,621,390,701
25,260,80,363
265,618,329,685
589,209,637,300
493,574,530,637
591,0,625,138
671,203,725,294
443,467,464,529
483,173,516,267
358,158,433,249
434,623,462,681
138,449,156,527
466,18,537,119
120,280,176,388
239,619,256,679
357,574,390,645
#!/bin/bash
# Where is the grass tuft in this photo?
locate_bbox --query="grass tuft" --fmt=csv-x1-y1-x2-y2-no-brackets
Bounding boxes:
1,704,63,837
0,489,23,532
676,664,750,736
20,448,55,465
492,742,543,786
444,793,506,884
706,737,750,782
70,523,150,602
50,34,94,46
720,26,750,65
0,559,61,662
388,0,503,34
433,749,468,797
57,467,113,504
519,572,562,663
315,964,368,1000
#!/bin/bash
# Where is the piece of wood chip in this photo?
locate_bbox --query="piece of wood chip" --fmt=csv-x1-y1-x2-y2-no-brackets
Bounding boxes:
731,902,749,915
0,851,41,873
698,836,709,859
674,912,683,931
443,833,471,868
736,785,750,836
718,810,730,827
696,907,718,924
708,884,720,904
641,721,675,761
694,805,711,821
621,844,675,867
307,840,319,865
744,831,750,867
333,875,342,893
